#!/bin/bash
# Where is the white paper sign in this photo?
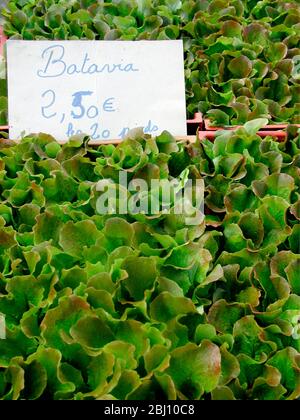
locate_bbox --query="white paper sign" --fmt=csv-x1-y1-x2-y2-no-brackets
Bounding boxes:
7,40,187,142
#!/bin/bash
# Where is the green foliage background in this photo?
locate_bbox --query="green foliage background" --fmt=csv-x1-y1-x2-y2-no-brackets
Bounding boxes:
0,0,299,401
0,0,299,125
0,120,299,400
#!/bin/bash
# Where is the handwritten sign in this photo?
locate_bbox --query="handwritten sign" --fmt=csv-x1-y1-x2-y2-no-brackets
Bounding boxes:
6,40,187,142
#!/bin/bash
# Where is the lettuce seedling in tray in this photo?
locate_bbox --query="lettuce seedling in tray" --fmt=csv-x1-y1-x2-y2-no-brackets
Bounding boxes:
0,120,299,400
1,0,299,126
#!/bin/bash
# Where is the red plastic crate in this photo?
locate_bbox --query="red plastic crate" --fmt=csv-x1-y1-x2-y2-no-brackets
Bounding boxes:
204,118,300,132
0,26,7,56
187,112,203,133
197,130,287,142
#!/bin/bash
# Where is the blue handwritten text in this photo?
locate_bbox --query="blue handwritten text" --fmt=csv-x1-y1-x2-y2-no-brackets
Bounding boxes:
37,45,139,78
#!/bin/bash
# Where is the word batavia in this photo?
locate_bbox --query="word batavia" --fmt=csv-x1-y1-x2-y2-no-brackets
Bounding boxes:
37,44,139,78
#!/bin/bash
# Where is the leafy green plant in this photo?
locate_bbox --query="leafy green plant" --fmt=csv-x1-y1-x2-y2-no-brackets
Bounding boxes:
0,0,299,125
0,120,299,400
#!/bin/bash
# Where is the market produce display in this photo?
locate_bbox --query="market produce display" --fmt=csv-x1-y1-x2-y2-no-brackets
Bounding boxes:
0,120,299,400
0,0,299,126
